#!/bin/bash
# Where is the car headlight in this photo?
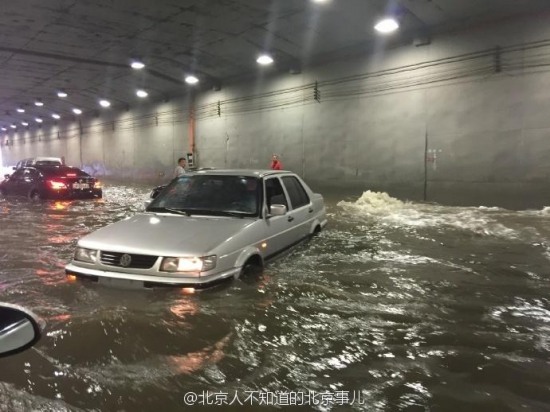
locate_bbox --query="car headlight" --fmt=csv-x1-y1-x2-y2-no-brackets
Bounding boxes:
74,247,98,263
160,255,217,273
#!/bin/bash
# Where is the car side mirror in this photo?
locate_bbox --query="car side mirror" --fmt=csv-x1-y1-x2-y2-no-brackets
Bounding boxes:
0,303,43,358
12,167,16,171
269,204,287,216
4,174,9,179
150,185,166,199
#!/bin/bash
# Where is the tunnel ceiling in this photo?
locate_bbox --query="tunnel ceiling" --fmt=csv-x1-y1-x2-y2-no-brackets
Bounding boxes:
0,0,548,130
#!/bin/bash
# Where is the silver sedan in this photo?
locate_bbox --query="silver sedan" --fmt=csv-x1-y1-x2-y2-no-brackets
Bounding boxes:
65,169,327,289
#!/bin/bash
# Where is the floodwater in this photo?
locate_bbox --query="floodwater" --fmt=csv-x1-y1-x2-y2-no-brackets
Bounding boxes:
1,184,550,412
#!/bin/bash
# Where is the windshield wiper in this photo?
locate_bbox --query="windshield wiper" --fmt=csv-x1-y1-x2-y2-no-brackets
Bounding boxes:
147,207,190,216
183,209,250,218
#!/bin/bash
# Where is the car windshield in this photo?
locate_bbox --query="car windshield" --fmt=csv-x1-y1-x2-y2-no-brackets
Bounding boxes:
147,175,261,217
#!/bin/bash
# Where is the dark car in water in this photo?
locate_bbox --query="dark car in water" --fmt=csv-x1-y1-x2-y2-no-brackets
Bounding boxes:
0,165,102,200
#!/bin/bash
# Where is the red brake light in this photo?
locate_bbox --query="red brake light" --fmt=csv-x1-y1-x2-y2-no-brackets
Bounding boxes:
47,180,67,190
66,173,77,177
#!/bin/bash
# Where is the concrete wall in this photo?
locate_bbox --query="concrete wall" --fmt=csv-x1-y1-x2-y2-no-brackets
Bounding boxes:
2,13,550,208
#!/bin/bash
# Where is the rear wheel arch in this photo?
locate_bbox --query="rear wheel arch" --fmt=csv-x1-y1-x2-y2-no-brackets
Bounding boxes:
309,219,323,235
28,188,42,201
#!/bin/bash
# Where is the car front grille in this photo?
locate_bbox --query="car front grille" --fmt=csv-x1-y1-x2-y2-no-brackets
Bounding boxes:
100,251,158,269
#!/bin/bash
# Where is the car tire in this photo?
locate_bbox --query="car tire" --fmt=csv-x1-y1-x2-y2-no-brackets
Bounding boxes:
237,258,263,281
28,190,41,201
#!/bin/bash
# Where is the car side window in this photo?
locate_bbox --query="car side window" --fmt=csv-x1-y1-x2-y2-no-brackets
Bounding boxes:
23,169,35,180
265,177,288,209
10,169,25,180
282,176,310,209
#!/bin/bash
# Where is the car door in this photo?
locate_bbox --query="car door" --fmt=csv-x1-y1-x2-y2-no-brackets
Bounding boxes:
3,169,25,195
262,176,295,258
281,175,313,241
15,168,38,196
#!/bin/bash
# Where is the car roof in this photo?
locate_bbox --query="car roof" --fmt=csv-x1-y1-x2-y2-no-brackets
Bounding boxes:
34,156,62,161
190,169,292,178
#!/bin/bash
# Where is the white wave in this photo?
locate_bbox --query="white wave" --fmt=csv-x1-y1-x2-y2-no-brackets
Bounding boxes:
337,191,520,238
337,191,406,215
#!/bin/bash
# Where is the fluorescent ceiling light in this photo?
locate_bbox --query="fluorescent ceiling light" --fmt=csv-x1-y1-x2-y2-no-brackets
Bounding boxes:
1,127,6,131
52,113,61,119
57,91,68,98
136,89,148,98
21,121,28,126
72,108,82,115
185,75,199,85
34,99,44,107
10,124,16,129
16,107,25,113
99,99,111,108
35,118,43,123
256,54,274,65
131,60,145,70
374,18,399,33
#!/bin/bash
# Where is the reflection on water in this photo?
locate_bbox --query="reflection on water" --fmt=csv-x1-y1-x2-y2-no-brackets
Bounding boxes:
1,186,550,411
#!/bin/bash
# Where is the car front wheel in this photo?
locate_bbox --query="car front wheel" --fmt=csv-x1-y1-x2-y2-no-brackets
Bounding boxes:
237,257,263,281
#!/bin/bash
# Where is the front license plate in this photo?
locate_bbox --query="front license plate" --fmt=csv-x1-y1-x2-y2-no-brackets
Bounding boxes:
73,183,89,189
98,277,145,289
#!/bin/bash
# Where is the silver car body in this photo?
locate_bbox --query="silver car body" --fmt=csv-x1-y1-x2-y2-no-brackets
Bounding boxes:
65,169,327,287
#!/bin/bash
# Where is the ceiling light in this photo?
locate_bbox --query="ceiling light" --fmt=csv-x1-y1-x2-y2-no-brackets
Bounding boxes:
136,89,148,98
256,54,274,65
21,121,28,126
99,99,111,108
34,99,44,107
1,127,6,131
10,124,16,129
72,108,82,115
185,75,199,85
57,91,68,98
374,18,399,33
16,107,25,113
131,60,145,70
52,113,61,120
35,118,43,123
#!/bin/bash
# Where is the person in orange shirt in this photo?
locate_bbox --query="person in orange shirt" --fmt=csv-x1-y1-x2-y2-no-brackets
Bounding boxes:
270,154,282,170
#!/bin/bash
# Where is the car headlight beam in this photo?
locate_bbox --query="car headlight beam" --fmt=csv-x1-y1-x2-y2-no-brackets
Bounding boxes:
160,255,217,273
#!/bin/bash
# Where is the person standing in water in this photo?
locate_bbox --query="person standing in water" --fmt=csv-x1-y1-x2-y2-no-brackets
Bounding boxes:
270,154,282,170
173,157,187,177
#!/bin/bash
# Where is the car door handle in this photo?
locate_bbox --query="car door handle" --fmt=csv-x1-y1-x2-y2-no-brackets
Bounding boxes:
287,216,294,222
308,208,313,213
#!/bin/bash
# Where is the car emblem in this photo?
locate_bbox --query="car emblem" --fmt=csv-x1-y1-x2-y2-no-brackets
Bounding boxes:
119,254,132,267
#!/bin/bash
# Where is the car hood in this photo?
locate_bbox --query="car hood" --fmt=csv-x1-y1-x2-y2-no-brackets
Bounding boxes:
78,213,256,256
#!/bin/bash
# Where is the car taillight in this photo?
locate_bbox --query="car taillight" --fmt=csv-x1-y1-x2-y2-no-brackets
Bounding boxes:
47,180,67,190
94,180,102,188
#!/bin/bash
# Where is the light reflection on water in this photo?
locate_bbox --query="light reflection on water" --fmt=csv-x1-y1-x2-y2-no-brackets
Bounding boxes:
1,185,550,411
